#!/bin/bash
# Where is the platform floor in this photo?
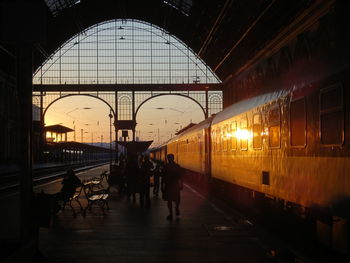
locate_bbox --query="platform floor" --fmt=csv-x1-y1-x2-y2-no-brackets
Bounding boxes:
32,165,286,263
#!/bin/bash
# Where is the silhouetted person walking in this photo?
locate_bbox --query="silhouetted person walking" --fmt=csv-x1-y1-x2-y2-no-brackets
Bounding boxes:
162,154,183,220
139,155,153,207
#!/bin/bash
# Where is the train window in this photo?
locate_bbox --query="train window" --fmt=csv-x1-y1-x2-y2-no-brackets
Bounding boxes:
227,124,231,150
231,121,237,150
223,125,228,151
253,114,262,149
216,128,221,152
268,105,281,148
290,98,306,147
240,118,248,150
320,84,344,146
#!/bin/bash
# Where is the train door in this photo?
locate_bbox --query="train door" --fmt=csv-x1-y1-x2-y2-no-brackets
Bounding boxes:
204,126,211,177
198,133,203,172
174,141,179,163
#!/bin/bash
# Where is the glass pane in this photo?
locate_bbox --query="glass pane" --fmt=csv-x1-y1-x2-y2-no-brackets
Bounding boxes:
223,125,228,151
240,118,248,150
227,124,231,150
231,122,237,150
321,111,343,145
290,99,306,147
33,19,220,85
269,126,280,147
253,114,262,149
268,107,280,124
216,129,221,152
320,85,342,111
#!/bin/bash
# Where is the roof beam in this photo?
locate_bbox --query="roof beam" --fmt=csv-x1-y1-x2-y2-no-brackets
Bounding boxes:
33,83,223,92
213,0,276,72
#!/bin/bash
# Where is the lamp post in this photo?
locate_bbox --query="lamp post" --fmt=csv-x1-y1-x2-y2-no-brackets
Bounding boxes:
109,110,113,166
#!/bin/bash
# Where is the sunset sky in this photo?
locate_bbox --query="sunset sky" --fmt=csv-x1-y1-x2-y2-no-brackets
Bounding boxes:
45,94,205,147
39,19,219,147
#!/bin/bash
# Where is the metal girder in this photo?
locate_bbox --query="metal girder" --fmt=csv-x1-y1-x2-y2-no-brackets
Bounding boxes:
33,83,223,92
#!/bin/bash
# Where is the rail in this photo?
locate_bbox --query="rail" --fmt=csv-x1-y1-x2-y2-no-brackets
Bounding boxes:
0,159,110,194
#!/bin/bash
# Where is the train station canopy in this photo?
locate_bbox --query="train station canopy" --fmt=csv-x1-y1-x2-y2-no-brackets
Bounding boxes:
46,141,112,152
44,124,74,133
11,0,317,82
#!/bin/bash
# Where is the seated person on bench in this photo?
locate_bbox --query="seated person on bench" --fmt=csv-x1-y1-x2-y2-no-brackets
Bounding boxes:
55,169,82,203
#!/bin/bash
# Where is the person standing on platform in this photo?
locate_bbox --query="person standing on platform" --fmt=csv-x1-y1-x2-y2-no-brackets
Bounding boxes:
125,154,139,202
162,154,183,220
139,155,154,207
153,161,164,197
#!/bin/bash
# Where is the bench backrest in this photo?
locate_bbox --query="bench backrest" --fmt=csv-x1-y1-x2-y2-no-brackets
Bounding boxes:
71,184,83,200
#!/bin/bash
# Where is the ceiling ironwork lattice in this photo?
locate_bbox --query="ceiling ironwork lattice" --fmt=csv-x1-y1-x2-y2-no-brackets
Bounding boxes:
33,19,221,86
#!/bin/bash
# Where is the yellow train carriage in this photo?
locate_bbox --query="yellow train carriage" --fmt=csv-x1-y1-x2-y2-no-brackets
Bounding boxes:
211,86,350,211
167,117,213,175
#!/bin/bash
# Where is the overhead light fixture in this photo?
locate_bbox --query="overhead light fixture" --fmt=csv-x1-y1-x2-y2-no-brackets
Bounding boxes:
120,36,125,40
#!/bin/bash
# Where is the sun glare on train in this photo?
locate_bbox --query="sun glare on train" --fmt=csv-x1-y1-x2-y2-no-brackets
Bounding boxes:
235,129,250,140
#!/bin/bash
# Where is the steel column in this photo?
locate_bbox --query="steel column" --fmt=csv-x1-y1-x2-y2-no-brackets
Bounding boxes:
17,45,34,242
205,90,209,119
114,91,118,163
132,91,135,141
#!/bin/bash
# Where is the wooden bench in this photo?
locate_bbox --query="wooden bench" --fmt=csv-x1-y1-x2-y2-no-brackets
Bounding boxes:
82,171,110,216
84,171,107,189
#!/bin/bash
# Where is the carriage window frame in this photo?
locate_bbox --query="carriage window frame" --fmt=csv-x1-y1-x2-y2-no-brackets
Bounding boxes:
222,124,228,151
252,113,262,150
227,123,232,150
319,84,344,146
216,128,221,152
290,97,307,148
230,121,237,151
268,104,281,149
212,130,216,152
240,117,248,151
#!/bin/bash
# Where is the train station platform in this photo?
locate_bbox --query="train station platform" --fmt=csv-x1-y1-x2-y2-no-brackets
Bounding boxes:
2,164,349,263
32,164,282,263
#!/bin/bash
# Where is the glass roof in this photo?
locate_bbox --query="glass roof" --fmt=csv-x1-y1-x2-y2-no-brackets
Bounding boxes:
44,0,81,17
163,0,193,16
33,19,220,85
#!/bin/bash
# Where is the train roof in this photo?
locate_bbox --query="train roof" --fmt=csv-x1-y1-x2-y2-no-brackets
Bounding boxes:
167,115,215,144
212,90,289,125
149,141,168,151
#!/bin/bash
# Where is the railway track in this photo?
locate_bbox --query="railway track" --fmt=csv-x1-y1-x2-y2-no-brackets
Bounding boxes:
0,160,110,194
